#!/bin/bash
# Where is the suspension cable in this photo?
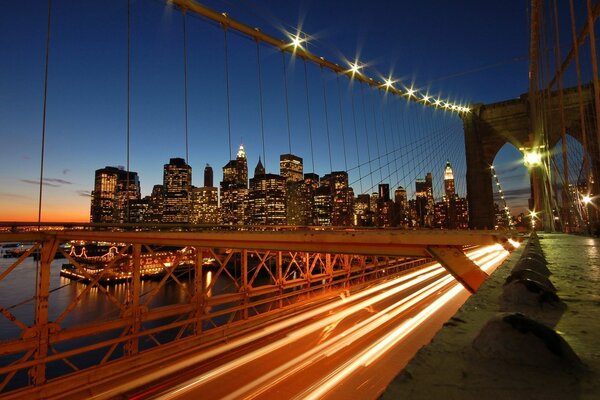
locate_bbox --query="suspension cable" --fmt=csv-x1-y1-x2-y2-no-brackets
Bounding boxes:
38,0,52,224
223,27,232,160
359,84,374,190
336,74,348,172
303,58,315,173
182,9,190,164
256,40,266,171
320,67,333,172
126,0,131,222
349,80,363,194
281,51,292,154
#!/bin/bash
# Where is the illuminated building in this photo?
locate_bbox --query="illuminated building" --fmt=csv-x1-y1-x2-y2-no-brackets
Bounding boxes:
394,186,408,227
90,166,140,223
220,144,250,224
443,160,456,199
321,171,352,226
190,186,218,224
162,158,191,223
249,158,286,225
353,194,372,226
314,186,332,226
377,184,392,227
280,154,304,183
147,185,164,223
415,172,434,227
128,197,149,223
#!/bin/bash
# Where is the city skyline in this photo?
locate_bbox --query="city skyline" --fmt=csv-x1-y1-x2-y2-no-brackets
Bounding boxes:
3,1,575,222
89,149,472,229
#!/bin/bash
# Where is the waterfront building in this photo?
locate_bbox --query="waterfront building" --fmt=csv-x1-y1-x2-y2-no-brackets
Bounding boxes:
90,166,140,223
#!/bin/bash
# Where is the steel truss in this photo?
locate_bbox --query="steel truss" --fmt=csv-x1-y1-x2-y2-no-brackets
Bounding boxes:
0,226,510,396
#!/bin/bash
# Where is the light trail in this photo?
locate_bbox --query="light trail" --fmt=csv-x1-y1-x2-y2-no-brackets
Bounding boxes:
96,261,444,399
295,246,508,399
156,265,448,399
223,275,456,400
134,245,509,400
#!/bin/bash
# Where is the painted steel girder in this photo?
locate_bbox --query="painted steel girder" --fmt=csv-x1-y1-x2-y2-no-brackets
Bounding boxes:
426,245,488,293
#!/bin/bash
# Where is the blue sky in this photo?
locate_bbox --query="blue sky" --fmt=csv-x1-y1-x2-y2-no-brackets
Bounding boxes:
0,0,590,220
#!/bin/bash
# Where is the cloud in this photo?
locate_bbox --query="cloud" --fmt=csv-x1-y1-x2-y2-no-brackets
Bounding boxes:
76,190,91,198
44,178,72,185
20,178,73,187
21,179,60,187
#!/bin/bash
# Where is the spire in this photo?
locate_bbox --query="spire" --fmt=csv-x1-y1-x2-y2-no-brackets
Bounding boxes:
254,156,265,177
444,160,454,180
237,143,246,159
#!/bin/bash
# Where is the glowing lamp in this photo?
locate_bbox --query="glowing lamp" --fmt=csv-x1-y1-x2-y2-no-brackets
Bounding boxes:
582,195,592,205
523,150,542,167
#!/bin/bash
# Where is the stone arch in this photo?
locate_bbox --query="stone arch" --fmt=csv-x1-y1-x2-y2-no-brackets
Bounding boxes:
461,84,596,229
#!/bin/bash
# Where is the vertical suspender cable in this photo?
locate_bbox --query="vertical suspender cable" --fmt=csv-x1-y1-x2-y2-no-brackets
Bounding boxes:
126,0,131,222
223,28,232,161
320,67,333,172
569,0,590,191
38,0,52,224
281,52,292,154
336,75,348,172
350,82,363,194
256,41,266,171
370,89,384,183
359,85,374,190
182,9,189,164
256,40,267,224
303,59,315,173
551,0,569,221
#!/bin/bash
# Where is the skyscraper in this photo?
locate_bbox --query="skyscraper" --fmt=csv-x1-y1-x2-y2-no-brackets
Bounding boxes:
220,145,249,224
190,186,218,224
204,164,214,188
444,160,456,199
162,158,192,223
280,154,303,183
249,159,286,225
321,171,352,226
90,166,140,223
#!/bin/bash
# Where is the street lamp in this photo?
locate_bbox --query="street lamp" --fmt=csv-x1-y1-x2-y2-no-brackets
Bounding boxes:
529,210,539,230
582,194,592,205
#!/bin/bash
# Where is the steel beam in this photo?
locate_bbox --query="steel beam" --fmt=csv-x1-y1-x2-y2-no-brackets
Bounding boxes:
426,246,488,293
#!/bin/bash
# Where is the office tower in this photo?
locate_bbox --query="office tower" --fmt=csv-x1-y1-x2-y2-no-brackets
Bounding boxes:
147,185,164,223
248,161,286,225
353,193,371,226
444,160,456,199
280,154,303,183
321,171,352,226
204,164,214,188
128,197,149,223
162,158,192,223
378,184,390,202
394,186,408,227
90,166,140,223
190,186,219,224
314,186,332,226
220,146,250,225
236,144,248,188
415,178,428,227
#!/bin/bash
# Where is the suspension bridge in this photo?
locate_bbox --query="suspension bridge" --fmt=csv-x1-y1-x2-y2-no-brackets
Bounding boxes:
1,0,599,398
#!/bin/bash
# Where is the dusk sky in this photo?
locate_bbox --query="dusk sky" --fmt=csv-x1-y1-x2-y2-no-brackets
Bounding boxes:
0,0,591,221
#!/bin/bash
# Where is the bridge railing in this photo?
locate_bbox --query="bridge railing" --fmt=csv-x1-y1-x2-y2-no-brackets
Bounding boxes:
0,226,444,395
